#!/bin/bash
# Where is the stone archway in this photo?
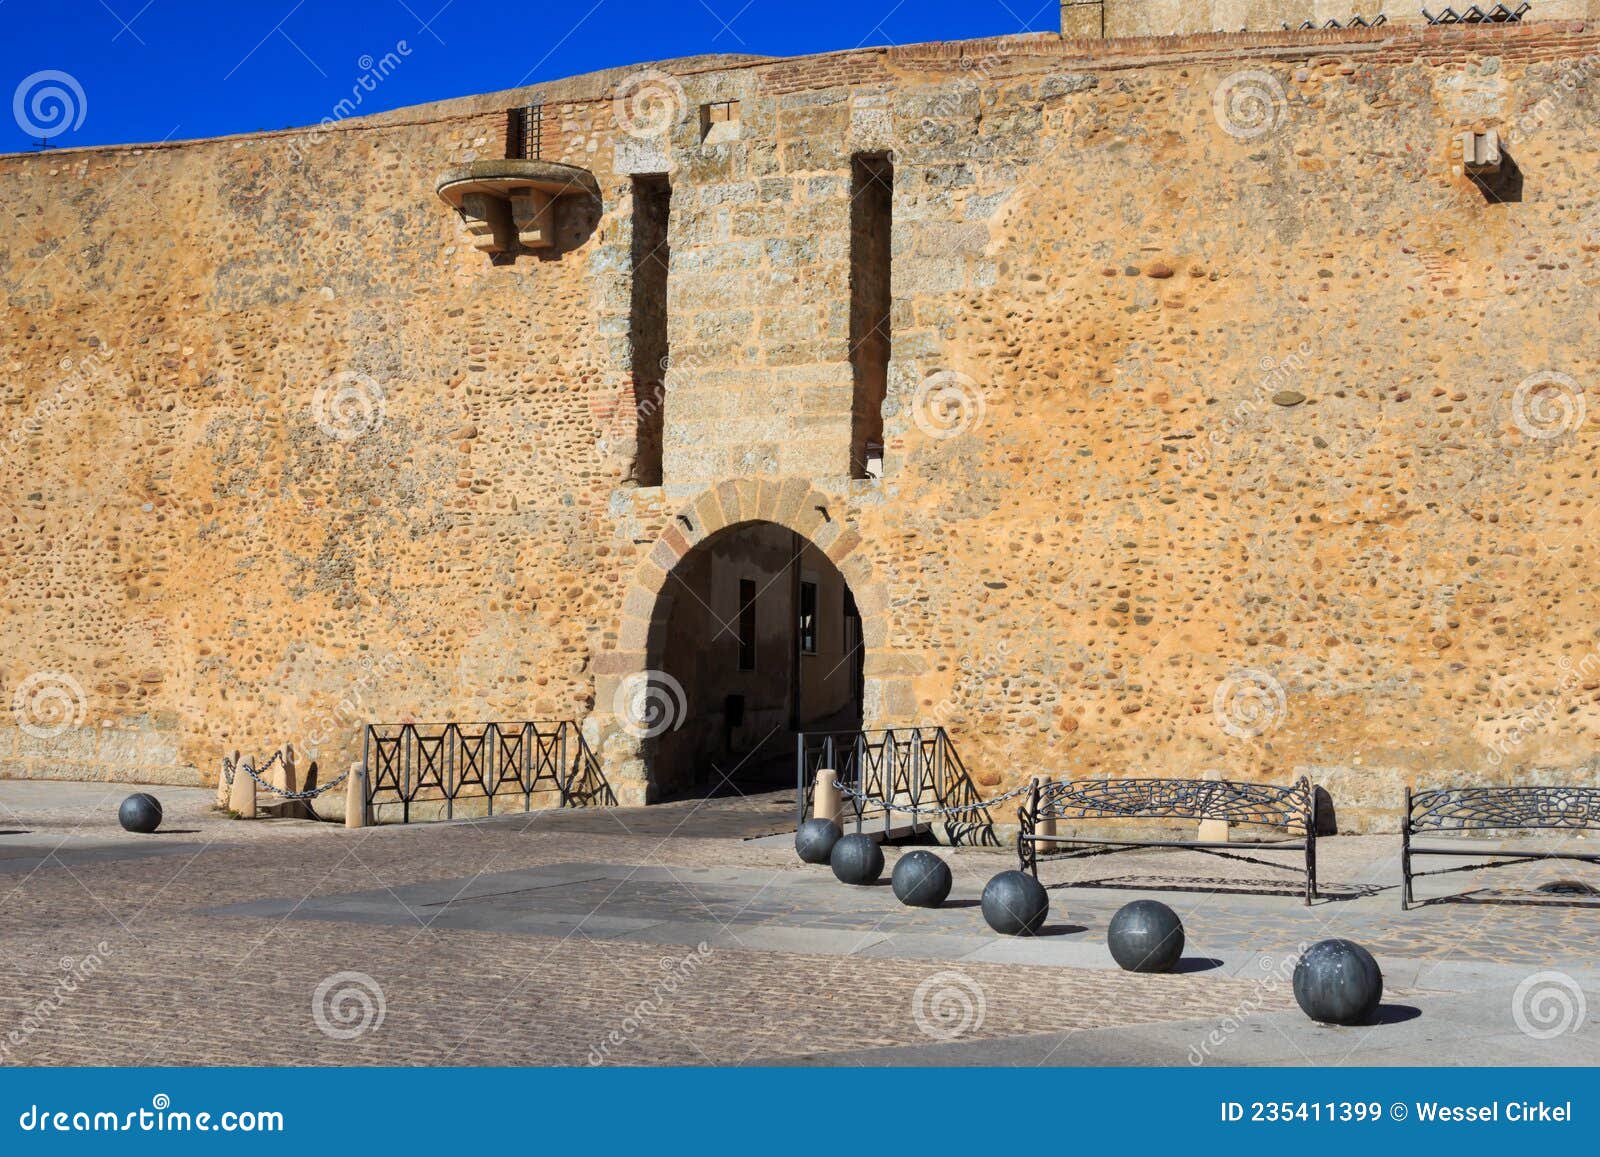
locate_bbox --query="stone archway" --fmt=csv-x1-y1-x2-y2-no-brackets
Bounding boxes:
644,521,862,795
587,477,904,805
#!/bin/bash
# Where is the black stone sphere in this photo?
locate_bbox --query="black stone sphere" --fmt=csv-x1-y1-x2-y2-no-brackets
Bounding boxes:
118,792,162,834
981,870,1049,935
1293,938,1384,1026
1107,900,1185,973
891,850,952,908
830,833,885,885
795,818,843,865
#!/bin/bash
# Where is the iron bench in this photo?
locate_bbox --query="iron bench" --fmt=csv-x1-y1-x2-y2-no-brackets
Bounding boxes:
1401,785,1600,909
1019,776,1318,904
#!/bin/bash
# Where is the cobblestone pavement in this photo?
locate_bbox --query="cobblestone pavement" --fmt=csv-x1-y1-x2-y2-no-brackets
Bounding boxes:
0,782,1594,1066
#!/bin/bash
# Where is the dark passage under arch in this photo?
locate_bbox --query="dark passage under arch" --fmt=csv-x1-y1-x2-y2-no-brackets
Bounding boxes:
647,520,864,796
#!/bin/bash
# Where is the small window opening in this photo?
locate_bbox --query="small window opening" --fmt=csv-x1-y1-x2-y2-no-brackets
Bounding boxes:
849,152,892,478
629,174,671,486
799,581,819,655
701,100,740,143
505,104,542,160
737,578,757,671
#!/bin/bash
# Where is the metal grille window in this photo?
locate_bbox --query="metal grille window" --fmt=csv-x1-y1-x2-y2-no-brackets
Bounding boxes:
505,104,543,159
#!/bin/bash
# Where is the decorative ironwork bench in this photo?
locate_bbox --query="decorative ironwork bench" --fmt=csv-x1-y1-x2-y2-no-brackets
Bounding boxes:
1019,776,1319,905
1401,785,1600,908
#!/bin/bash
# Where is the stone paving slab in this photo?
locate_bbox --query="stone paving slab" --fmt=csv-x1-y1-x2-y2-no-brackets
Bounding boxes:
0,783,1595,1067
0,837,210,873
791,983,1600,1068
0,912,1306,1067
206,859,1600,994
465,790,798,840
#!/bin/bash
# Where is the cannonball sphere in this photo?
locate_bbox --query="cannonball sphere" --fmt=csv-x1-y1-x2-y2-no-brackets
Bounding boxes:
830,833,885,885
118,792,163,834
1293,938,1383,1026
1107,900,1185,973
795,818,843,865
981,870,1049,935
891,850,952,908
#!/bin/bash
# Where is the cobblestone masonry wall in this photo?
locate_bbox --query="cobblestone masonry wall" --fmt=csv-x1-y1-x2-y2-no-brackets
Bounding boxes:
2,23,1598,826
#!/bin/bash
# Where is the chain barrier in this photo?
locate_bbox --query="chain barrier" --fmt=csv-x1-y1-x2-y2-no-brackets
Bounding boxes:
830,779,1031,817
221,751,272,788
221,750,351,801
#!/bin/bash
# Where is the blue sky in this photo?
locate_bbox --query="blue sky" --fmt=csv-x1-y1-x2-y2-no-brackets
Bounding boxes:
1,0,1057,152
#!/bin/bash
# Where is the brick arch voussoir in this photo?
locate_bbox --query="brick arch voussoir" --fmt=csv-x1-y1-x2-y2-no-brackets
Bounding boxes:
614,475,884,682
626,478,865,600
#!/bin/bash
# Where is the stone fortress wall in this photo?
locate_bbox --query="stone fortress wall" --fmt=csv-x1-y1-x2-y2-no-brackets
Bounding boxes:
2,17,1598,826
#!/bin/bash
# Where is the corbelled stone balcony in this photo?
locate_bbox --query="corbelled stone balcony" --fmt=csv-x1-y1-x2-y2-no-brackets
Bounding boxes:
435,159,599,257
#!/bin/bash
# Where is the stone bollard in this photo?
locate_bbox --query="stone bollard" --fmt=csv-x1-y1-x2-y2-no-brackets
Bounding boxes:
278,743,297,794
813,768,842,825
344,762,367,829
217,750,238,809
229,757,257,819
889,789,916,832
278,742,310,820
1198,768,1230,843
1032,775,1057,850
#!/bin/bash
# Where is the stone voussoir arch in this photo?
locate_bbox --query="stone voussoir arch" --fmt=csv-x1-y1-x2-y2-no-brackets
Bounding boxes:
586,475,899,804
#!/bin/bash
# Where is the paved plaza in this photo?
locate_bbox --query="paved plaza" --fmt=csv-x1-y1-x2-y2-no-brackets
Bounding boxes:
0,781,1595,1066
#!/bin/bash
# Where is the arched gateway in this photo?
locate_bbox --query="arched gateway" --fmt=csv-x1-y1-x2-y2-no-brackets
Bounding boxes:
589,478,896,805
